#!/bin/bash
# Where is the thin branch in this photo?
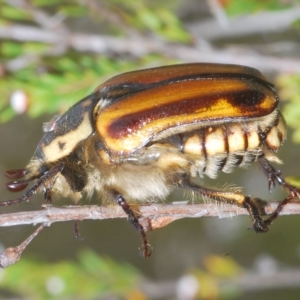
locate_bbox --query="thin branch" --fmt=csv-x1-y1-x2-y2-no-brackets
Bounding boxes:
1,24,300,73
0,201,299,267
0,202,299,230
0,224,45,268
6,0,67,29
187,6,300,40
85,0,138,36
206,0,229,28
141,267,300,299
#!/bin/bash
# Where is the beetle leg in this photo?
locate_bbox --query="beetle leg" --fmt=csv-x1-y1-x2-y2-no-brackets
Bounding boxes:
42,173,59,204
258,157,283,193
113,191,151,258
259,157,300,225
0,162,64,206
74,220,84,240
179,179,269,232
43,187,52,204
258,157,300,194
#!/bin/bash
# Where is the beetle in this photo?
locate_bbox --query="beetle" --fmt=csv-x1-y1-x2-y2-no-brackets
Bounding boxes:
2,63,300,257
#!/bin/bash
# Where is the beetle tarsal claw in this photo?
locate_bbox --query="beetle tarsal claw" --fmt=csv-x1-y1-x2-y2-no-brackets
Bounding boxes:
2,63,299,257
138,244,153,258
247,221,269,233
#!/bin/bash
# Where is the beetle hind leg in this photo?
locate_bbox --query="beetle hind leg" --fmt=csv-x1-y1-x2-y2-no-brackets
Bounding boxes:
179,179,269,232
259,157,300,225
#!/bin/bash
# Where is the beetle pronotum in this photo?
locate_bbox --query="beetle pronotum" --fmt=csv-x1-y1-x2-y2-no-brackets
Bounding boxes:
2,63,300,257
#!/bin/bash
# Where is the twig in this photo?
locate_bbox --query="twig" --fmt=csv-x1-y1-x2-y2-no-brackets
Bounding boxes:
206,0,229,27
6,0,67,29
141,267,300,299
187,6,300,40
0,202,299,230
85,0,138,36
1,24,300,73
0,223,45,268
0,201,299,268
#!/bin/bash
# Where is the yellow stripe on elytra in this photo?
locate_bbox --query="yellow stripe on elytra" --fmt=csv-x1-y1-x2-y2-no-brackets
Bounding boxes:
97,79,276,153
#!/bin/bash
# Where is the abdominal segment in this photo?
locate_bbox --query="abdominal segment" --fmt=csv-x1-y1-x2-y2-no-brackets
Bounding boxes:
180,110,286,178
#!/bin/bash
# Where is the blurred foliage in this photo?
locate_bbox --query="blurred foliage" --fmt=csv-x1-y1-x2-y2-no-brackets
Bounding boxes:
126,2,190,42
0,0,189,122
0,249,252,300
285,176,300,188
223,0,296,16
191,255,243,299
0,249,141,299
276,74,300,143
292,17,300,27
0,56,143,122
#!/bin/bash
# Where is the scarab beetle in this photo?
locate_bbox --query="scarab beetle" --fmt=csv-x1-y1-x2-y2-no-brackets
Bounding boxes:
2,63,300,257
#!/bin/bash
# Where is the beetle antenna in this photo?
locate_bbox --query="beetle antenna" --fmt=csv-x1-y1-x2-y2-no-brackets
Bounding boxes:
1,162,64,207
5,169,28,180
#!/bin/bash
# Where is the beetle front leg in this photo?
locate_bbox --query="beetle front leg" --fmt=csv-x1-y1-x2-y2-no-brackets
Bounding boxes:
112,191,151,258
179,179,269,232
1,162,64,207
259,157,300,225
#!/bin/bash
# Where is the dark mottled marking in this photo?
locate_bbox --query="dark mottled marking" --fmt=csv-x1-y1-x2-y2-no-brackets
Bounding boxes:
234,126,247,166
229,90,268,109
58,141,66,150
243,128,248,152
235,126,248,165
258,126,266,146
161,134,184,151
220,126,229,171
201,130,207,173
61,152,88,192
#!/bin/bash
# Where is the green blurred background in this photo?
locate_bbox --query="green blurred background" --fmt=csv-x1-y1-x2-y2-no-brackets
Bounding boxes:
1,0,300,299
